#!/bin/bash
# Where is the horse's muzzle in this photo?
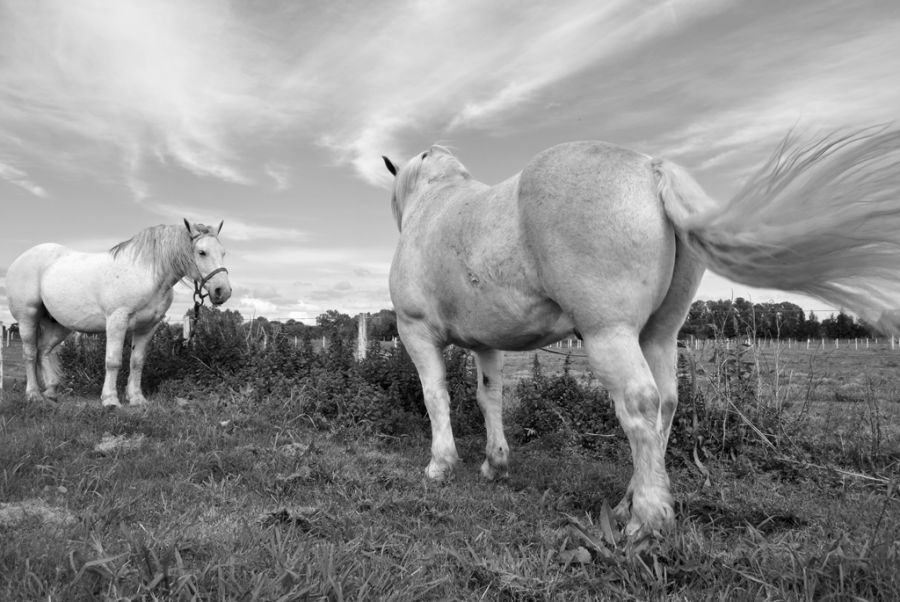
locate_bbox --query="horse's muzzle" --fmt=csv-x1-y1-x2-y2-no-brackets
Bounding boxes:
210,284,232,306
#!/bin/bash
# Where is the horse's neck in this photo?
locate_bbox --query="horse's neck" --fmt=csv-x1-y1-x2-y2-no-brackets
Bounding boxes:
149,227,195,290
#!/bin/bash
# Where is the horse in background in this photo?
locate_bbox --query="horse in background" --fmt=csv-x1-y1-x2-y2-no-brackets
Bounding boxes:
383,127,900,535
6,220,232,407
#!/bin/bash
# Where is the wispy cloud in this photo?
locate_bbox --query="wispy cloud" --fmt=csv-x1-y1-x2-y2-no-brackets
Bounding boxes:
312,0,734,184
147,202,310,242
642,13,900,181
0,161,47,198
0,0,311,198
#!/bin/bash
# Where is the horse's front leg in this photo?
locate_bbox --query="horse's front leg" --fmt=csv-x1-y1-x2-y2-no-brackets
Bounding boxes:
398,320,459,479
474,349,509,479
126,324,157,405
100,313,129,407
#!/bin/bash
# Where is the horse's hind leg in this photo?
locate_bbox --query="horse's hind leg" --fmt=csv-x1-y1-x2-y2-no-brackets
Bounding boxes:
17,311,45,402
37,317,71,401
474,349,509,479
398,320,460,479
639,251,705,447
582,328,673,535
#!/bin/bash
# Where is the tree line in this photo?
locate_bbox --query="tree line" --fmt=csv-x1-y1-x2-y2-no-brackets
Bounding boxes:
2,298,878,344
678,298,875,340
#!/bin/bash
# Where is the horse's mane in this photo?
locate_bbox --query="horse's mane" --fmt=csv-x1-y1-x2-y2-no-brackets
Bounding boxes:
391,145,460,230
109,224,211,281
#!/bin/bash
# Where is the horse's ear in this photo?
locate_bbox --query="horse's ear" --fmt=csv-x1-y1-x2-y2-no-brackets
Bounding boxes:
183,218,193,234
217,220,224,235
382,156,397,176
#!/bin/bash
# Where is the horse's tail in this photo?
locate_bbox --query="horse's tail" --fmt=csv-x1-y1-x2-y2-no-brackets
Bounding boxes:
655,127,900,333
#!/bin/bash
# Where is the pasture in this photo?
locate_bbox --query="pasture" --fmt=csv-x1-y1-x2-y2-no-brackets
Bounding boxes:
1,335,898,601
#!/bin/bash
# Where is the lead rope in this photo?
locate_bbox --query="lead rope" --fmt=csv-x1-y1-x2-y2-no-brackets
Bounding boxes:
183,266,229,345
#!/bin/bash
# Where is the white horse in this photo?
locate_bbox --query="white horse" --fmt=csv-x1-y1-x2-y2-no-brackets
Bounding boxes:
6,220,232,407
383,128,900,535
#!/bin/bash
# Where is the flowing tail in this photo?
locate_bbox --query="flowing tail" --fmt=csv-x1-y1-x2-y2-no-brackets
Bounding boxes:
654,126,900,333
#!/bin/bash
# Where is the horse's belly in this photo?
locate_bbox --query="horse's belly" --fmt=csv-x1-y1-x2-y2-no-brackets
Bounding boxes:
445,295,575,351
41,283,107,332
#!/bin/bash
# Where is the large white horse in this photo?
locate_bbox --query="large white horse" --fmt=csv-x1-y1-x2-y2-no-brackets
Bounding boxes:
6,220,232,407
383,128,900,535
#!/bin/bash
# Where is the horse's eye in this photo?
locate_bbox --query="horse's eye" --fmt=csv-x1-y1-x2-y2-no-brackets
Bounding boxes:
199,250,207,257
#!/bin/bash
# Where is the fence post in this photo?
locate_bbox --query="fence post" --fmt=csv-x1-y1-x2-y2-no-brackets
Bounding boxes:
355,313,368,361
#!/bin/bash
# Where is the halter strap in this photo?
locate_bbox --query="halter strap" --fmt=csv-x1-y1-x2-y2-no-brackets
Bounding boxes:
184,231,227,345
192,266,228,308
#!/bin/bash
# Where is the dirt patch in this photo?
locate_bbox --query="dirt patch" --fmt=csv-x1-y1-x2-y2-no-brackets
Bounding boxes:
0,499,77,528
94,432,147,454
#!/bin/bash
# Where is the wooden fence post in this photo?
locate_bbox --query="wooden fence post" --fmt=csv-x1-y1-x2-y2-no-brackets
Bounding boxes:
356,313,368,361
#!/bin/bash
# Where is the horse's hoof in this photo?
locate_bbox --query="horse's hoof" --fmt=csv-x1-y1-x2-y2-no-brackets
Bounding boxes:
425,459,457,481
627,494,675,536
101,397,122,409
128,395,149,406
613,496,631,523
480,459,509,481
26,391,47,404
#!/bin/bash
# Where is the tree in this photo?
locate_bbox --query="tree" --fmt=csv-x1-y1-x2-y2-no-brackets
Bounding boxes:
369,309,398,340
316,310,355,343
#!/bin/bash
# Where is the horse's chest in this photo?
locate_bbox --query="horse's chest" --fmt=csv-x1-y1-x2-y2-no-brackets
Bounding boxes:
129,292,172,329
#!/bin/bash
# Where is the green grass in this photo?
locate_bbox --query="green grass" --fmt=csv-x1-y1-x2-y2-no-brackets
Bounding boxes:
1,381,898,601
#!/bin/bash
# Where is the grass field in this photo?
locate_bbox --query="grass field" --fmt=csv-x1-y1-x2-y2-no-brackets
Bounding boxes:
1,338,899,600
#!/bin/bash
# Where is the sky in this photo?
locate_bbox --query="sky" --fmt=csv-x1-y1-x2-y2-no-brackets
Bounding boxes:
1,0,899,326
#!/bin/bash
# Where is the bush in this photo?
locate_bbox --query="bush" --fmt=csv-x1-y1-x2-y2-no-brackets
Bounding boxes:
56,309,475,439
510,354,621,451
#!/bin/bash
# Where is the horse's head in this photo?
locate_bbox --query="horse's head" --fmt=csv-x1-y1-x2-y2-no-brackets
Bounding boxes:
382,145,471,230
184,219,232,306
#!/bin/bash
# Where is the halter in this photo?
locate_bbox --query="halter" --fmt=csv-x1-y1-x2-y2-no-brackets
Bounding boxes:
185,232,228,343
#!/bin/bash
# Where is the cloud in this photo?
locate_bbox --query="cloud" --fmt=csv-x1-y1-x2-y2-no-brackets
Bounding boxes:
238,297,278,315
238,246,392,271
312,0,734,184
0,0,312,197
0,161,48,198
147,203,310,242
264,163,291,192
640,13,900,180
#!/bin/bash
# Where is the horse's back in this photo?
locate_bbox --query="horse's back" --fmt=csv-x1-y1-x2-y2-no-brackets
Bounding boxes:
8,245,116,331
518,141,677,330
7,243,70,319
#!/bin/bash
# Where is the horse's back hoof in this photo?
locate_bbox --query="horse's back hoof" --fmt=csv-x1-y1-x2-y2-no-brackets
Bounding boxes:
26,391,48,404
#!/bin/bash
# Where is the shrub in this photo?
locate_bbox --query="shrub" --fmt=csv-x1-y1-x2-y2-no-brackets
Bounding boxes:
509,354,621,451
